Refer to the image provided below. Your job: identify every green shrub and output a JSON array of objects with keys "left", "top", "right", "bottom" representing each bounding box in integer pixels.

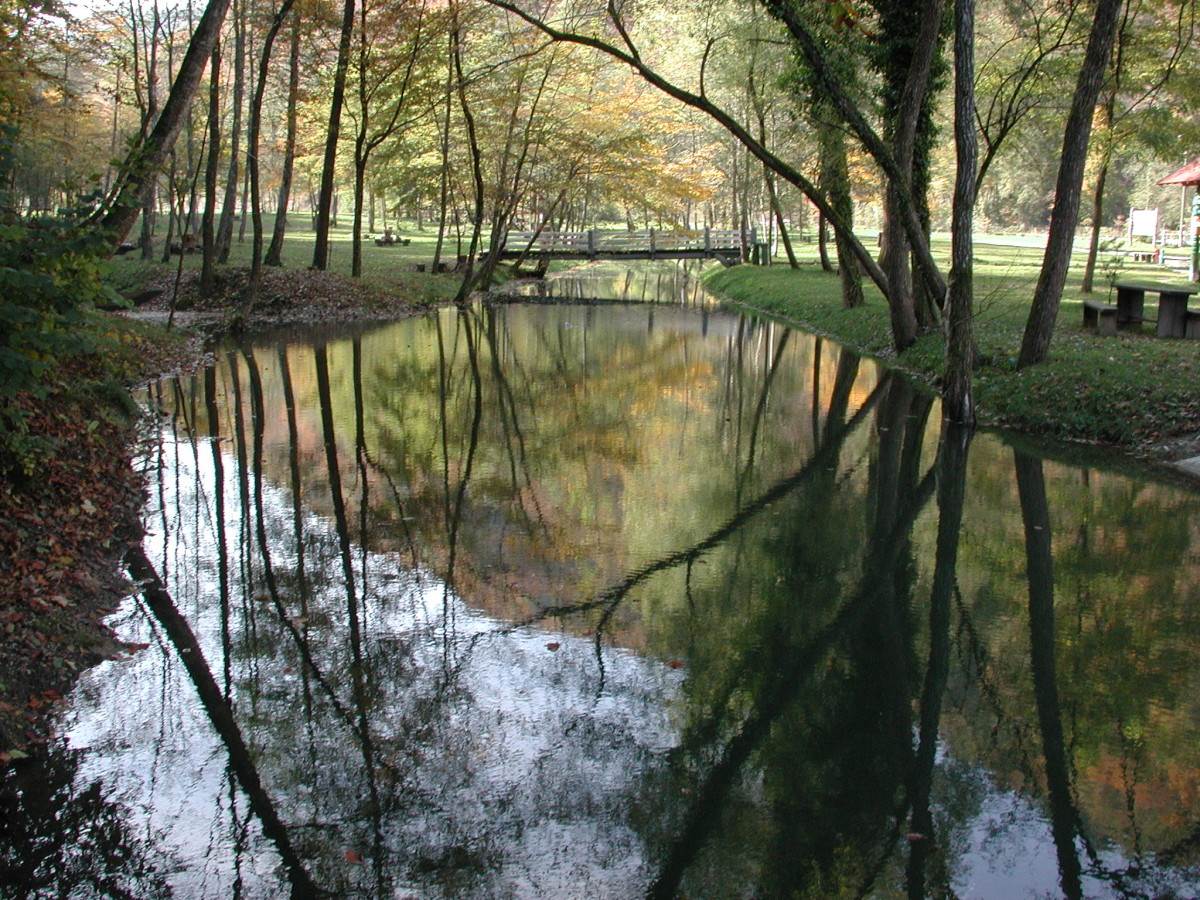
[{"left": 0, "top": 128, "right": 128, "bottom": 474}]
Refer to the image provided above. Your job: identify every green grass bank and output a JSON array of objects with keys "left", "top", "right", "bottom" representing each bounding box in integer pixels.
[
  {"left": 108, "top": 215, "right": 469, "bottom": 311},
  {"left": 704, "top": 236, "right": 1200, "bottom": 456}
]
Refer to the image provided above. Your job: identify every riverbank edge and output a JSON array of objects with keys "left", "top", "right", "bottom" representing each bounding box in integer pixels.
[
  {"left": 702, "top": 266, "right": 1200, "bottom": 473},
  {"left": 0, "top": 272, "right": 447, "bottom": 761},
  {"left": 0, "top": 318, "right": 210, "bottom": 759}
]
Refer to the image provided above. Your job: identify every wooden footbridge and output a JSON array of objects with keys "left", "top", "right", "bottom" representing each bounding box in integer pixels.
[{"left": 495, "top": 228, "right": 755, "bottom": 265}]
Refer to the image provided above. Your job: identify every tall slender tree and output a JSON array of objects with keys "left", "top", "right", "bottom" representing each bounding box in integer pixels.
[
  {"left": 200, "top": 36, "right": 221, "bottom": 293},
  {"left": 1018, "top": 0, "right": 1124, "bottom": 367},
  {"left": 215, "top": 0, "right": 246, "bottom": 262},
  {"left": 264, "top": 14, "right": 300, "bottom": 266},
  {"left": 945, "top": 0, "right": 976, "bottom": 424},
  {"left": 311, "top": 0, "right": 357, "bottom": 269},
  {"left": 240, "top": 0, "right": 296, "bottom": 318}
]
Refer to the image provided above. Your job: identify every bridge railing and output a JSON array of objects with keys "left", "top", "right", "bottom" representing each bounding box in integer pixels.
[{"left": 502, "top": 228, "right": 747, "bottom": 255}]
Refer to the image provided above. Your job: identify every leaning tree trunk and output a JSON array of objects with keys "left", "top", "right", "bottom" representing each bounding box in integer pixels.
[
  {"left": 265, "top": 17, "right": 299, "bottom": 267},
  {"left": 99, "top": 0, "right": 233, "bottom": 250},
  {"left": 944, "top": 0, "right": 977, "bottom": 425},
  {"left": 1018, "top": 0, "right": 1123, "bottom": 368},
  {"left": 311, "top": 0, "right": 356, "bottom": 270}
]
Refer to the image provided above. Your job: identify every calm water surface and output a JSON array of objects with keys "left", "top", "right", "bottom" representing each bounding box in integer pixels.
[{"left": 3, "top": 263, "right": 1200, "bottom": 898}]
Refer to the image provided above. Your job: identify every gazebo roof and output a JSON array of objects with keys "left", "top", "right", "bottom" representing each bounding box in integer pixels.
[{"left": 1158, "top": 158, "right": 1200, "bottom": 187}]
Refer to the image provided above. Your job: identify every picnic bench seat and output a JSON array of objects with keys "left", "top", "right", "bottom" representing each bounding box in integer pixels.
[
  {"left": 1082, "top": 299, "right": 1118, "bottom": 336},
  {"left": 1109, "top": 248, "right": 1157, "bottom": 263},
  {"left": 374, "top": 235, "right": 411, "bottom": 247}
]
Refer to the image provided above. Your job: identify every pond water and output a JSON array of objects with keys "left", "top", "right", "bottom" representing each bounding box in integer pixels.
[{"left": 3, "top": 262, "right": 1200, "bottom": 898}]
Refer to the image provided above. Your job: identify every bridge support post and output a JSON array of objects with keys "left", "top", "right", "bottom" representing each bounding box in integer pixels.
[
  {"left": 587, "top": 229, "right": 597, "bottom": 258},
  {"left": 649, "top": 228, "right": 656, "bottom": 259},
  {"left": 704, "top": 226, "right": 711, "bottom": 256}
]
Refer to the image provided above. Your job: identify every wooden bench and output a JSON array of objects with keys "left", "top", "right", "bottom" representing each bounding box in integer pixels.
[
  {"left": 374, "top": 235, "right": 411, "bottom": 247},
  {"left": 1110, "top": 248, "right": 1157, "bottom": 263},
  {"left": 1082, "top": 299, "right": 1118, "bottom": 336},
  {"left": 1114, "top": 281, "right": 1199, "bottom": 338}
]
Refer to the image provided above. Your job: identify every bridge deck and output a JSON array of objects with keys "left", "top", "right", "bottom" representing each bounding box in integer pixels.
[{"left": 495, "top": 228, "right": 751, "bottom": 263}]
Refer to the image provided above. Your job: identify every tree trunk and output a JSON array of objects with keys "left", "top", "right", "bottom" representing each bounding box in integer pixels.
[
  {"left": 944, "top": 0, "right": 976, "bottom": 425},
  {"left": 1018, "top": 0, "right": 1123, "bottom": 367},
  {"left": 106, "top": 67, "right": 121, "bottom": 195},
  {"left": 139, "top": 2, "right": 160, "bottom": 260},
  {"left": 817, "top": 117, "right": 863, "bottom": 309},
  {"left": 100, "top": 0, "right": 232, "bottom": 250},
  {"left": 817, "top": 210, "right": 833, "bottom": 272},
  {"left": 431, "top": 30, "right": 453, "bottom": 271},
  {"left": 237, "top": 19, "right": 255, "bottom": 245},
  {"left": 452, "top": 20, "right": 484, "bottom": 304},
  {"left": 1079, "top": 158, "right": 1109, "bottom": 294},
  {"left": 879, "top": 0, "right": 946, "bottom": 346},
  {"left": 184, "top": 0, "right": 199, "bottom": 236},
  {"left": 215, "top": 0, "right": 246, "bottom": 262},
  {"left": 265, "top": 16, "right": 299, "bottom": 267},
  {"left": 199, "top": 37, "right": 222, "bottom": 293},
  {"left": 241, "top": 0, "right": 296, "bottom": 320},
  {"left": 352, "top": 156, "right": 366, "bottom": 278},
  {"left": 767, "top": 183, "right": 797, "bottom": 269},
  {"left": 312, "top": 0, "right": 356, "bottom": 270},
  {"left": 160, "top": 21, "right": 179, "bottom": 264},
  {"left": 160, "top": 166, "right": 176, "bottom": 262},
  {"left": 749, "top": 73, "right": 798, "bottom": 270}
]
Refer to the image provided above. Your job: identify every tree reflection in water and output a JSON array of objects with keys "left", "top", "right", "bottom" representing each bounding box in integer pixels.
[{"left": 4, "top": 296, "right": 1200, "bottom": 898}]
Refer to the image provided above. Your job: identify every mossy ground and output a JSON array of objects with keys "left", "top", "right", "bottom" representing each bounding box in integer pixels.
[{"left": 704, "top": 235, "right": 1200, "bottom": 453}]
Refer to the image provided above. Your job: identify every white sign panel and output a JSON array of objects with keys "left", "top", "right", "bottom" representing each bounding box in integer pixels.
[{"left": 1128, "top": 207, "right": 1159, "bottom": 240}]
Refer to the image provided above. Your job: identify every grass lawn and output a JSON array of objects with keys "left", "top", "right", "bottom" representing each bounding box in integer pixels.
[{"left": 705, "top": 233, "right": 1200, "bottom": 451}]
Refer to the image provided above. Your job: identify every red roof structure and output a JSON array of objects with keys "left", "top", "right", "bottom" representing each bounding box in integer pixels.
[{"left": 1158, "top": 158, "right": 1200, "bottom": 187}]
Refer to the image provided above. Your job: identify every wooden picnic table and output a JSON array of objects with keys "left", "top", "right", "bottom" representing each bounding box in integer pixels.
[{"left": 1114, "top": 281, "right": 1199, "bottom": 338}]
